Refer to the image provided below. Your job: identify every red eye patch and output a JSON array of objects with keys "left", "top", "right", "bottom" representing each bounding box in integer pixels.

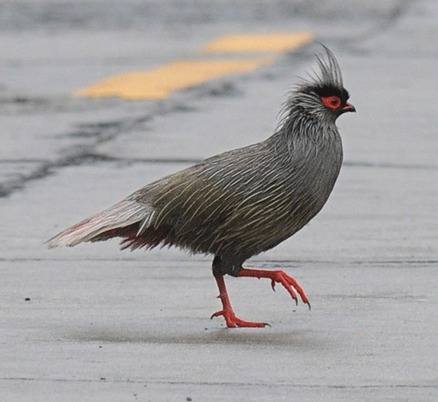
[{"left": 321, "top": 95, "right": 341, "bottom": 110}]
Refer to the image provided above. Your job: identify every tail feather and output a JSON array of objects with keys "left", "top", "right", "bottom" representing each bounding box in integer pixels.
[{"left": 47, "top": 199, "right": 153, "bottom": 248}]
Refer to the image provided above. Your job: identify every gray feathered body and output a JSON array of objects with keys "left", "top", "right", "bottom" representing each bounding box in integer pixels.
[
  {"left": 48, "top": 112, "right": 342, "bottom": 266},
  {"left": 130, "top": 118, "right": 341, "bottom": 259},
  {"left": 48, "top": 47, "right": 349, "bottom": 274}
]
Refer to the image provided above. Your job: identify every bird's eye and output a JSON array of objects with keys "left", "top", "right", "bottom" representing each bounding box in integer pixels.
[{"left": 321, "top": 96, "right": 341, "bottom": 110}]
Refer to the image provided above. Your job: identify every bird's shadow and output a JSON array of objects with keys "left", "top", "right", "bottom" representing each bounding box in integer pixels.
[{"left": 65, "top": 322, "right": 326, "bottom": 349}]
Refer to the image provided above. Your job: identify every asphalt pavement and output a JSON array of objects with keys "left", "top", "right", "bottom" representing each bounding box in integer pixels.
[{"left": 0, "top": 0, "right": 437, "bottom": 401}]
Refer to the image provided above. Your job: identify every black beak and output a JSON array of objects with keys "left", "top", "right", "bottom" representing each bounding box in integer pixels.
[{"left": 342, "top": 102, "right": 356, "bottom": 113}]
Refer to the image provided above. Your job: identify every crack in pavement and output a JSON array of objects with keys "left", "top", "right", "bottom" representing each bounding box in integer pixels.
[{"left": 0, "top": 100, "right": 199, "bottom": 197}]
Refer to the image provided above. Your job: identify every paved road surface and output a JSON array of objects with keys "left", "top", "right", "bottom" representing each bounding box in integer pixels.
[{"left": 0, "top": 0, "right": 437, "bottom": 401}]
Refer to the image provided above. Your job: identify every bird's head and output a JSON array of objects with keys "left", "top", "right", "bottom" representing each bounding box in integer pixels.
[{"left": 292, "top": 46, "right": 355, "bottom": 122}]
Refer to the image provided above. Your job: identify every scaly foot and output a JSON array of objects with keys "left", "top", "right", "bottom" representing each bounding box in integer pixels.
[
  {"left": 212, "top": 274, "right": 269, "bottom": 328},
  {"left": 238, "top": 268, "right": 311, "bottom": 309},
  {"left": 210, "top": 308, "right": 269, "bottom": 328}
]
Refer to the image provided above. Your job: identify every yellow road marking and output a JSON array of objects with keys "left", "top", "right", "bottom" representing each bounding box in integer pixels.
[
  {"left": 76, "top": 32, "right": 313, "bottom": 100},
  {"left": 76, "top": 58, "right": 272, "bottom": 100},
  {"left": 204, "top": 32, "right": 314, "bottom": 53}
]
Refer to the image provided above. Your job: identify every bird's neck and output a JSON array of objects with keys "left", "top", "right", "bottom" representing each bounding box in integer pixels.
[{"left": 279, "top": 105, "right": 339, "bottom": 148}]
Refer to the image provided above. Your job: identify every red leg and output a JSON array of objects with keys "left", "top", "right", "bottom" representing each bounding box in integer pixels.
[
  {"left": 238, "top": 268, "right": 311, "bottom": 309},
  {"left": 211, "top": 274, "right": 269, "bottom": 328}
]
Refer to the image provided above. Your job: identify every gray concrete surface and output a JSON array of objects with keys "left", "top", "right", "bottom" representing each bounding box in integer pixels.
[{"left": 1, "top": 0, "right": 437, "bottom": 401}]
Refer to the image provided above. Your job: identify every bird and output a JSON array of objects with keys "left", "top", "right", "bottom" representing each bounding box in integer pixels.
[{"left": 47, "top": 46, "right": 355, "bottom": 328}]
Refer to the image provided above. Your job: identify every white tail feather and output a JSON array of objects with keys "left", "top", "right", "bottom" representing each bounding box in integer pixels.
[{"left": 47, "top": 199, "right": 153, "bottom": 248}]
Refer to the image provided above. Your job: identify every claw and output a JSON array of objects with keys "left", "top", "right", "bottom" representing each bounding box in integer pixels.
[
  {"left": 284, "top": 284, "right": 298, "bottom": 304},
  {"left": 271, "top": 280, "right": 276, "bottom": 292},
  {"left": 210, "top": 310, "right": 224, "bottom": 319}
]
